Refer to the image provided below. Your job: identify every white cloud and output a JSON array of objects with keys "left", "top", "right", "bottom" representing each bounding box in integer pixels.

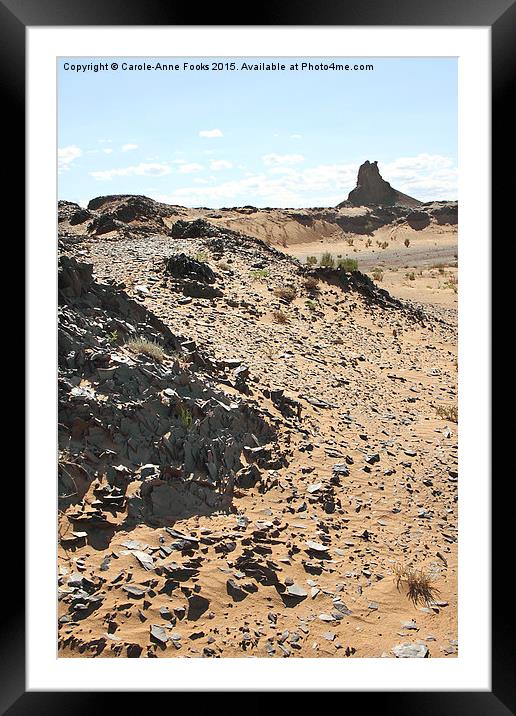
[
  {"left": 382, "top": 154, "right": 458, "bottom": 199},
  {"left": 102, "top": 148, "right": 113, "bottom": 154},
  {"left": 151, "top": 153, "right": 456, "bottom": 208},
  {"left": 178, "top": 162, "right": 203, "bottom": 174},
  {"left": 199, "top": 128, "right": 223, "bottom": 138},
  {"left": 262, "top": 153, "right": 305, "bottom": 166},
  {"left": 90, "top": 162, "right": 171, "bottom": 181},
  {"left": 121, "top": 143, "right": 139, "bottom": 152},
  {"left": 210, "top": 159, "right": 233, "bottom": 171},
  {"left": 58, "top": 145, "right": 82, "bottom": 172},
  {"left": 289, "top": 134, "right": 303, "bottom": 140}
]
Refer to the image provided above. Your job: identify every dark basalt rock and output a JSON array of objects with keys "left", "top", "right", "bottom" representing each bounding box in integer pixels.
[
  {"left": 187, "top": 594, "right": 210, "bottom": 620},
  {"left": 109, "top": 196, "right": 166, "bottom": 223},
  {"left": 428, "top": 202, "right": 458, "bottom": 225},
  {"left": 70, "top": 209, "right": 92, "bottom": 226},
  {"left": 165, "top": 253, "right": 216, "bottom": 284},
  {"left": 164, "top": 252, "right": 223, "bottom": 298},
  {"left": 58, "top": 200, "right": 82, "bottom": 223},
  {"left": 263, "top": 388, "right": 302, "bottom": 420},
  {"left": 87, "top": 194, "right": 176, "bottom": 216},
  {"left": 58, "top": 255, "right": 280, "bottom": 528},
  {"left": 235, "top": 464, "right": 261, "bottom": 489},
  {"left": 170, "top": 218, "right": 220, "bottom": 239},
  {"left": 88, "top": 214, "right": 122, "bottom": 236},
  {"left": 406, "top": 210, "right": 431, "bottom": 231}
]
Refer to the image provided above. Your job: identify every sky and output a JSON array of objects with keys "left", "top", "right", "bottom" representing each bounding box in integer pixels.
[{"left": 58, "top": 57, "right": 457, "bottom": 208}]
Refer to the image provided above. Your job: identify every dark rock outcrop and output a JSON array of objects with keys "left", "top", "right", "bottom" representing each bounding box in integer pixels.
[
  {"left": 406, "top": 210, "right": 431, "bottom": 231},
  {"left": 70, "top": 209, "right": 92, "bottom": 226},
  {"left": 58, "top": 255, "right": 279, "bottom": 519},
  {"left": 425, "top": 201, "right": 458, "bottom": 225},
  {"left": 339, "top": 160, "right": 422, "bottom": 208},
  {"left": 164, "top": 253, "right": 222, "bottom": 299},
  {"left": 88, "top": 214, "right": 122, "bottom": 236},
  {"left": 170, "top": 218, "right": 220, "bottom": 239},
  {"left": 58, "top": 200, "right": 82, "bottom": 223},
  {"left": 165, "top": 253, "right": 217, "bottom": 284},
  {"left": 87, "top": 194, "right": 178, "bottom": 218}
]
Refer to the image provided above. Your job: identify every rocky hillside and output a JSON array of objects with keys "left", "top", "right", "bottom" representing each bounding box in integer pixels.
[
  {"left": 59, "top": 190, "right": 457, "bottom": 251},
  {"left": 58, "top": 207, "right": 458, "bottom": 659}
]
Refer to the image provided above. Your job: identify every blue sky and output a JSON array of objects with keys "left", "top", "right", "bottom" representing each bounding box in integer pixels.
[{"left": 58, "top": 57, "right": 457, "bottom": 208}]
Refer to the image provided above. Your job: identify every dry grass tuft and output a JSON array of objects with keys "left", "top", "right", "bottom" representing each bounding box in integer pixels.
[
  {"left": 272, "top": 310, "right": 288, "bottom": 324},
  {"left": 435, "top": 404, "right": 458, "bottom": 423},
  {"left": 303, "top": 276, "right": 320, "bottom": 293},
  {"left": 125, "top": 337, "right": 165, "bottom": 362},
  {"left": 274, "top": 286, "right": 297, "bottom": 302},
  {"left": 394, "top": 564, "right": 440, "bottom": 606}
]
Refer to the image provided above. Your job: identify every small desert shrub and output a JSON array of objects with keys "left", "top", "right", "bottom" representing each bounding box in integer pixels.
[
  {"left": 443, "top": 276, "right": 458, "bottom": 292},
  {"left": 218, "top": 261, "right": 231, "bottom": 271},
  {"left": 394, "top": 564, "right": 439, "bottom": 606},
  {"left": 362, "top": 220, "right": 377, "bottom": 233},
  {"left": 274, "top": 286, "right": 297, "bottom": 302},
  {"left": 407, "top": 272, "right": 415, "bottom": 281},
  {"left": 319, "top": 252, "right": 335, "bottom": 268},
  {"left": 372, "top": 269, "right": 383, "bottom": 282},
  {"left": 346, "top": 238, "right": 354, "bottom": 246},
  {"left": 381, "top": 241, "right": 389, "bottom": 249},
  {"left": 108, "top": 329, "right": 119, "bottom": 344},
  {"left": 404, "top": 238, "right": 410, "bottom": 248},
  {"left": 272, "top": 310, "right": 288, "bottom": 324},
  {"left": 125, "top": 337, "right": 165, "bottom": 362},
  {"left": 261, "top": 345, "right": 276, "bottom": 360},
  {"left": 366, "top": 238, "right": 372, "bottom": 247},
  {"left": 337, "top": 258, "right": 358, "bottom": 271},
  {"left": 194, "top": 251, "right": 209, "bottom": 262},
  {"left": 178, "top": 405, "right": 193, "bottom": 430},
  {"left": 305, "top": 299, "right": 318, "bottom": 311},
  {"left": 250, "top": 269, "right": 270, "bottom": 280},
  {"left": 303, "top": 276, "right": 320, "bottom": 292},
  {"left": 306, "top": 256, "right": 318, "bottom": 266},
  {"left": 435, "top": 404, "right": 458, "bottom": 423}
]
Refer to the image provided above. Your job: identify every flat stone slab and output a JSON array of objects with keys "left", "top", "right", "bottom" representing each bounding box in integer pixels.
[{"left": 392, "top": 643, "right": 429, "bottom": 658}]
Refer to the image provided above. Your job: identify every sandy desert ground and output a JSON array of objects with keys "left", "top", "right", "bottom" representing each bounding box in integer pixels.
[
  {"left": 57, "top": 195, "right": 458, "bottom": 659},
  {"left": 283, "top": 224, "right": 458, "bottom": 309}
]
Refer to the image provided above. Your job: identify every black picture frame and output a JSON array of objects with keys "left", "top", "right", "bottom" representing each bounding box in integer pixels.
[{"left": 5, "top": 0, "right": 507, "bottom": 710}]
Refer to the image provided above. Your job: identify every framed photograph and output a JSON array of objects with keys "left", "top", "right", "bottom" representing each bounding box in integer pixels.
[{"left": 6, "top": 0, "right": 506, "bottom": 708}]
